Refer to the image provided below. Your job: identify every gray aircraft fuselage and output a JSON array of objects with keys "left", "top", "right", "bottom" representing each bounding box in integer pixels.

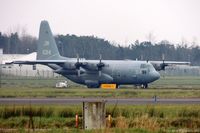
[{"left": 49, "top": 59, "right": 160, "bottom": 88}]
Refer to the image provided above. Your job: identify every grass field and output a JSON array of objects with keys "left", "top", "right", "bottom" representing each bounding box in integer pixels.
[
  {"left": 0, "top": 76, "right": 200, "bottom": 98},
  {"left": 2, "top": 76, "right": 200, "bottom": 88},
  {"left": 1, "top": 76, "right": 200, "bottom": 132},
  {"left": 151, "top": 76, "right": 200, "bottom": 88},
  {"left": 0, "top": 104, "right": 200, "bottom": 132},
  {"left": 0, "top": 87, "right": 200, "bottom": 98}
]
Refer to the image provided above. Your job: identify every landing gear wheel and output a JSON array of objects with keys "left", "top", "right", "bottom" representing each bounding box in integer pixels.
[
  {"left": 141, "top": 84, "right": 148, "bottom": 89},
  {"left": 116, "top": 84, "right": 119, "bottom": 89},
  {"left": 143, "top": 84, "right": 148, "bottom": 89},
  {"left": 87, "top": 84, "right": 100, "bottom": 88}
]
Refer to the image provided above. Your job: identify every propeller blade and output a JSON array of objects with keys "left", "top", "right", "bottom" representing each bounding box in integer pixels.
[
  {"left": 162, "top": 54, "right": 165, "bottom": 62},
  {"left": 78, "top": 69, "right": 80, "bottom": 77},
  {"left": 99, "top": 70, "right": 102, "bottom": 77},
  {"left": 77, "top": 54, "right": 79, "bottom": 63},
  {"left": 162, "top": 53, "right": 165, "bottom": 70},
  {"left": 99, "top": 54, "right": 102, "bottom": 63},
  {"left": 75, "top": 54, "right": 82, "bottom": 76},
  {"left": 97, "top": 54, "right": 104, "bottom": 76}
]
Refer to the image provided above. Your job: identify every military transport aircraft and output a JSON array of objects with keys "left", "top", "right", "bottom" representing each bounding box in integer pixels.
[{"left": 7, "top": 21, "right": 190, "bottom": 88}]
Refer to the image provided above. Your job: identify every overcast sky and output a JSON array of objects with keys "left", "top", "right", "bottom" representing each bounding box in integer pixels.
[{"left": 0, "top": 0, "right": 200, "bottom": 46}]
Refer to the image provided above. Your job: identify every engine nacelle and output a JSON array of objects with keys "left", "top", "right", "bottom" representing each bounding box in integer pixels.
[
  {"left": 63, "top": 62, "right": 76, "bottom": 70},
  {"left": 54, "top": 69, "right": 84, "bottom": 75},
  {"left": 83, "top": 63, "right": 98, "bottom": 71}
]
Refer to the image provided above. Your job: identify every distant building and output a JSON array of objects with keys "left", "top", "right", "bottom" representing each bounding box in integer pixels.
[{"left": 1, "top": 52, "right": 59, "bottom": 77}]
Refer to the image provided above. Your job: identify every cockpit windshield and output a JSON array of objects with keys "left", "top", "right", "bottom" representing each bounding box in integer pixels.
[
  {"left": 140, "top": 63, "right": 154, "bottom": 70},
  {"left": 140, "top": 64, "right": 148, "bottom": 68}
]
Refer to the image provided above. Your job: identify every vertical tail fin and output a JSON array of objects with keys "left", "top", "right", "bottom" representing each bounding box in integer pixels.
[{"left": 37, "top": 20, "right": 61, "bottom": 60}]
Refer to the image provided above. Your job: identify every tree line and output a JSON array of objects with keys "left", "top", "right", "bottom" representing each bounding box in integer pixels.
[{"left": 0, "top": 32, "right": 200, "bottom": 65}]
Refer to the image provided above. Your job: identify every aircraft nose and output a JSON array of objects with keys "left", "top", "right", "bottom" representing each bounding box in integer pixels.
[{"left": 152, "top": 71, "right": 160, "bottom": 81}]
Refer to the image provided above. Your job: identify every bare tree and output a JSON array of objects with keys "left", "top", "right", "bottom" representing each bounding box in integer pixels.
[{"left": 146, "top": 31, "right": 156, "bottom": 44}]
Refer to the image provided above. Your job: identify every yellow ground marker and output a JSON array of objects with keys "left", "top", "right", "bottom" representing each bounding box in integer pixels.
[{"left": 101, "top": 84, "right": 117, "bottom": 89}]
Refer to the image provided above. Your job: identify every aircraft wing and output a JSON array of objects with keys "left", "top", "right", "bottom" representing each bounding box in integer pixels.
[
  {"left": 150, "top": 61, "right": 190, "bottom": 65},
  {"left": 5, "top": 60, "right": 67, "bottom": 65},
  {"left": 149, "top": 61, "right": 190, "bottom": 71},
  {"left": 5, "top": 60, "right": 97, "bottom": 71}
]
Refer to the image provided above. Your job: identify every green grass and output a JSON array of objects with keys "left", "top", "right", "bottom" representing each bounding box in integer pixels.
[
  {"left": 1, "top": 75, "right": 80, "bottom": 88},
  {"left": 151, "top": 76, "right": 200, "bottom": 88},
  {"left": 0, "top": 105, "right": 200, "bottom": 132},
  {"left": 1, "top": 76, "right": 200, "bottom": 98},
  {"left": 2, "top": 75, "right": 200, "bottom": 88},
  {"left": 0, "top": 128, "right": 156, "bottom": 133},
  {"left": 0, "top": 87, "right": 200, "bottom": 98},
  {"left": 1, "top": 76, "right": 200, "bottom": 132}
]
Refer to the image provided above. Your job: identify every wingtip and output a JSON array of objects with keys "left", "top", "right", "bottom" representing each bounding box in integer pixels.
[{"left": 5, "top": 62, "right": 13, "bottom": 65}]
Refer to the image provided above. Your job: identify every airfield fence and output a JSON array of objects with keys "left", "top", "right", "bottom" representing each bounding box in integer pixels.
[
  {"left": 0, "top": 69, "right": 77, "bottom": 88},
  {"left": 161, "top": 66, "right": 200, "bottom": 76}
]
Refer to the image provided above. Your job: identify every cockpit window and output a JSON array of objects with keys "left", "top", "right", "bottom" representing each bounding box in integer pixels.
[
  {"left": 142, "top": 70, "right": 147, "bottom": 74},
  {"left": 140, "top": 63, "right": 155, "bottom": 71},
  {"left": 140, "top": 64, "right": 148, "bottom": 68},
  {"left": 147, "top": 64, "right": 155, "bottom": 70}
]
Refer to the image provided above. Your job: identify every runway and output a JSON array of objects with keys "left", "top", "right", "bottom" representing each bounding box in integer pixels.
[{"left": 0, "top": 98, "right": 200, "bottom": 105}]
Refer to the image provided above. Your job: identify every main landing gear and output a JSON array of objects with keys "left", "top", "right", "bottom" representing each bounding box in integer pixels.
[{"left": 141, "top": 84, "right": 148, "bottom": 89}]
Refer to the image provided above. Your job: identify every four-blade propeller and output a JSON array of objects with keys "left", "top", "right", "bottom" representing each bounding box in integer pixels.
[
  {"left": 96, "top": 54, "right": 105, "bottom": 76},
  {"left": 75, "top": 54, "right": 82, "bottom": 77}
]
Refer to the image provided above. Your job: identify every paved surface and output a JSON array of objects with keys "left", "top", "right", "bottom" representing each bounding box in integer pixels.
[{"left": 0, "top": 98, "right": 200, "bottom": 105}]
